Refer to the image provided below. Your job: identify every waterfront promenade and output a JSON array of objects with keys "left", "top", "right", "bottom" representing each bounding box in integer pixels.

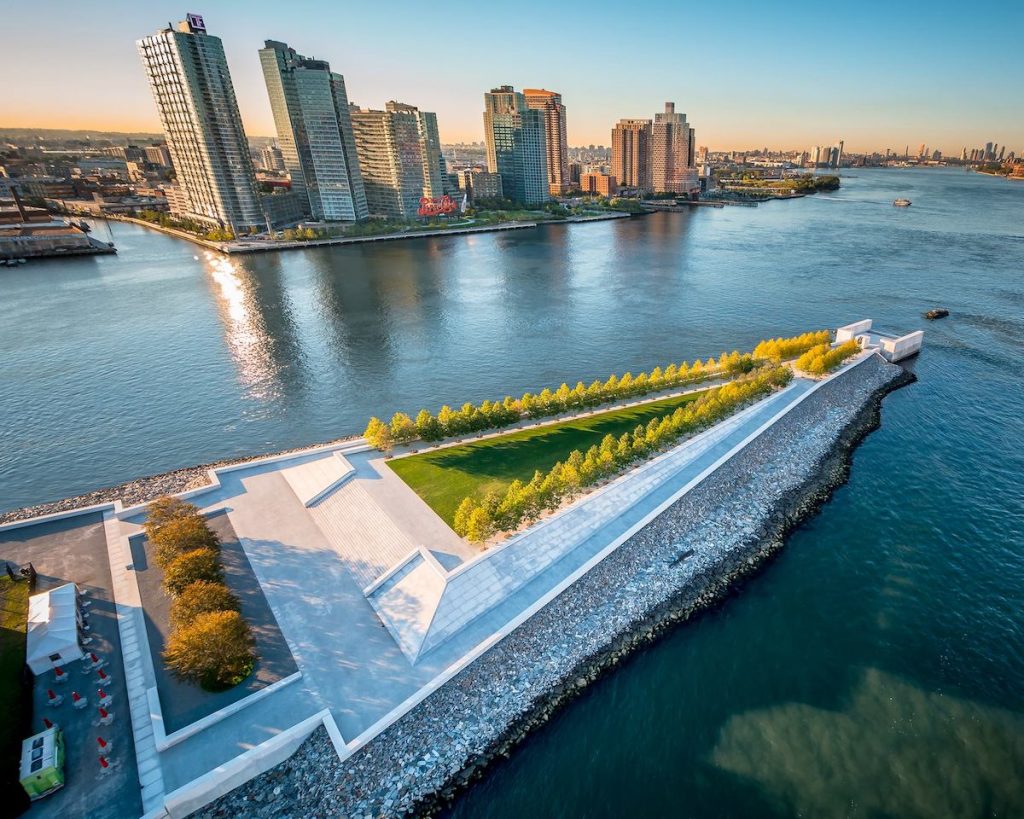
[
  {"left": 0, "top": 336, "right": 890, "bottom": 817},
  {"left": 97, "top": 210, "right": 630, "bottom": 256}
]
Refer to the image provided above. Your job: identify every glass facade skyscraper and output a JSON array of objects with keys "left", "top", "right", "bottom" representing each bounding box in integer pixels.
[
  {"left": 137, "top": 14, "right": 263, "bottom": 231},
  {"left": 259, "top": 40, "right": 368, "bottom": 222},
  {"left": 483, "top": 86, "right": 549, "bottom": 206},
  {"left": 523, "top": 89, "right": 569, "bottom": 196}
]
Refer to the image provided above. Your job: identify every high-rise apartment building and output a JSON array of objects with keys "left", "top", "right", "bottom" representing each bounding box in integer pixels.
[
  {"left": 385, "top": 102, "right": 447, "bottom": 199},
  {"left": 611, "top": 119, "right": 652, "bottom": 190},
  {"left": 650, "top": 103, "right": 697, "bottom": 197},
  {"left": 137, "top": 13, "right": 263, "bottom": 231},
  {"left": 351, "top": 102, "right": 440, "bottom": 219},
  {"left": 258, "top": 144, "right": 286, "bottom": 173},
  {"left": 523, "top": 89, "right": 569, "bottom": 195},
  {"left": 259, "top": 40, "right": 367, "bottom": 222},
  {"left": 483, "top": 86, "right": 549, "bottom": 206},
  {"left": 832, "top": 139, "right": 844, "bottom": 169}
]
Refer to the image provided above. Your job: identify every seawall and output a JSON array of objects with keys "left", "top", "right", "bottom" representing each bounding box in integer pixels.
[{"left": 194, "top": 353, "right": 914, "bottom": 818}]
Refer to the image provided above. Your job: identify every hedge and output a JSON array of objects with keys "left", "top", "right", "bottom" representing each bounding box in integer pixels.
[
  {"left": 169, "top": 581, "right": 240, "bottom": 630},
  {"left": 163, "top": 610, "right": 256, "bottom": 691},
  {"left": 145, "top": 496, "right": 257, "bottom": 690},
  {"left": 162, "top": 548, "right": 222, "bottom": 596}
]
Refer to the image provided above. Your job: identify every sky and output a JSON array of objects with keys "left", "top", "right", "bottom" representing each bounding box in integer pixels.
[{"left": 1, "top": 0, "right": 1021, "bottom": 154}]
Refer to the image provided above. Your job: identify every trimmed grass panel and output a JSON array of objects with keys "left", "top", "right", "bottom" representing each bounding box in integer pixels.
[{"left": 389, "top": 388, "right": 710, "bottom": 525}]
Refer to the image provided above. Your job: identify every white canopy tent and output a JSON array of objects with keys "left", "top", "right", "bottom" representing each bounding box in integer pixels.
[{"left": 26, "top": 583, "right": 84, "bottom": 675}]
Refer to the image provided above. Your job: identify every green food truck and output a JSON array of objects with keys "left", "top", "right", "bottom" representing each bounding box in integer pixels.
[{"left": 19, "top": 727, "right": 65, "bottom": 801}]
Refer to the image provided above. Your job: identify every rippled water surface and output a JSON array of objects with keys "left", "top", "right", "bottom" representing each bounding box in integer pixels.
[{"left": 2, "top": 169, "right": 1023, "bottom": 817}]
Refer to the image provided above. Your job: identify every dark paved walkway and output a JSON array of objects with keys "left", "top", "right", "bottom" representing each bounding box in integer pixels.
[{"left": 0, "top": 512, "right": 142, "bottom": 819}]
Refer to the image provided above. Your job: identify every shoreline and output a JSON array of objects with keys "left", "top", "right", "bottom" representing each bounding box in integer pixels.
[
  {"left": 95, "top": 210, "right": 632, "bottom": 256},
  {"left": 0, "top": 435, "right": 362, "bottom": 525},
  {"left": 195, "top": 354, "right": 914, "bottom": 818}
]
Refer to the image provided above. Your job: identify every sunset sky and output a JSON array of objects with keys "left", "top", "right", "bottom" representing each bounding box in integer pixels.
[{"left": 2, "top": 0, "right": 1021, "bottom": 154}]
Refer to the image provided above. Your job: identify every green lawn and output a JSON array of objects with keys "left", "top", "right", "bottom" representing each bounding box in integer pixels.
[
  {"left": 0, "top": 576, "right": 30, "bottom": 797},
  {"left": 388, "top": 388, "right": 711, "bottom": 526}
]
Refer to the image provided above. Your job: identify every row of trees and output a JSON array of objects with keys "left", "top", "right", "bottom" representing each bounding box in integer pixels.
[
  {"left": 278, "top": 227, "right": 325, "bottom": 242},
  {"left": 135, "top": 209, "right": 236, "bottom": 242},
  {"left": 452, "top": 367, "right": 794, "bottom": 542},
  {"left": 145, "top": 497, "right": 256, "bottom": 691},
  {"left": 364, "top": 349, "right": 769, "bottom": 451},
  {"left": 795, "top": 340, "right": 861, "bottom": 375},
  {"left": 752, "top": 330, "right": 832, "bottom": 362}
]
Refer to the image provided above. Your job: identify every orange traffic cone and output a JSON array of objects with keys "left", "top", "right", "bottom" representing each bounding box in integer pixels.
[
  {"left": 97, "top": 687, "right": 112, "bottom": 706},
  {"left": 98, "top": 706, "right": 113, "bottom": 726},
  {"left": 53, "top": 666, "right": 68, "bottom": 683},
  {"left": 47, "top": 689, "right": 64, "bottom": 707},
  {"left": 97, "top": 736, "right": 112, "bottom": 753},
  {"left": 98, "top": 756, "right": 112, "bottom": 776},
  {"left": 72, "top": 691, "right": 88, "bottom": 709}
]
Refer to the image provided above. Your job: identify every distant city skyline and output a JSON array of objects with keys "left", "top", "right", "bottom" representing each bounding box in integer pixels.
[{"left": 0, "top": 0, "right": 1021, "bottom": 155}]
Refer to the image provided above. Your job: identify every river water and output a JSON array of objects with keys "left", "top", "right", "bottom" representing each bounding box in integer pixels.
[{"left": 2, "top": 169, "right": 1023, "bottom": 817}]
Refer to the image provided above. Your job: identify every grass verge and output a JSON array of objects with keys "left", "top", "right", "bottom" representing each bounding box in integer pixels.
[
  {"left": 0, "top": 576, "right": 31, "bottom": 802},
  {"left": 389, "top": 387, "right": 711, "bottom": 525}
]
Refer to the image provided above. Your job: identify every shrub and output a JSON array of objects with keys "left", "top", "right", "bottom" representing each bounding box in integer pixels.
[
  {"left": 169, "top": 581, "right": 239, "bottom": 630},
  {"left": 151, "top": 514, "right": 220, "bottom": 569},
  {"left": 163, "top": 610, "right": 256, "bottom": 690},
  {"left": 145, "top": 496, "right": 199, "bottom": 539},
  {"left": 163, "top": 548, "right": 222, "bottom": 596}
]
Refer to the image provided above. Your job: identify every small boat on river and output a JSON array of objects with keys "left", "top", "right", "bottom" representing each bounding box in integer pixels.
[{"left": 893, "top": 198, "right": 912, "bottom": 207}]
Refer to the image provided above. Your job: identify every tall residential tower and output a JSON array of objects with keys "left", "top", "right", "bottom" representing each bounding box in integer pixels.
[
  {"left": 351, "top": 101, "right": 445, "bottom": 219},
  {"left": 523, "top": 89, "right": 569, "bottom": 196},
  {"left": 611, "top": 119, "right": 652, "bottom": 191},
  {"left": 136, "top": 13, "right": 263, "bottom": 232},
  {"left": 259, "top": 40, "right": 368, "bottom": 222},
  {"left": 650, "top": 102, "right": 697, "bottom": 197},
  {"left": 483, "top": 86, "right": 549, "bottom": 206}
]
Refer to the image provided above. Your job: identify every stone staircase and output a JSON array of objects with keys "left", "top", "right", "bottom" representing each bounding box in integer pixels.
[{"left": 308, "top": 480, "right": 419, "bottom": 591}]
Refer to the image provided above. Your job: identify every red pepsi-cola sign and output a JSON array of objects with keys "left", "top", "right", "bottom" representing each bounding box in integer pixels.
[{"left": 418, "top": 195, "right": 458, "bottom": 217}]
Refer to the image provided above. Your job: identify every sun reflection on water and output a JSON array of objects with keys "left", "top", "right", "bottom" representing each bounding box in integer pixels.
[{"left": 203, "top": 251, "right": 285, "bottom": 403}]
